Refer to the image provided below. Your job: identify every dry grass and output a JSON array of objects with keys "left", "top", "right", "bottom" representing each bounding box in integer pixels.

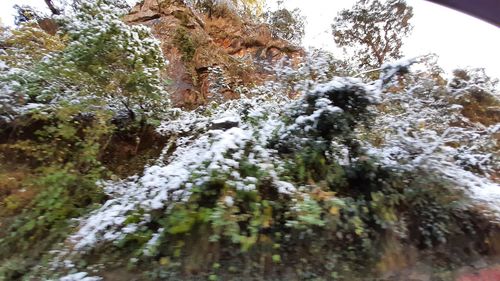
[
  {"left": 458, "top": 93, "right": 500, "bottom": 126},
  {"left": 0, "top": 165, "right": 38, "bottom": 217}
]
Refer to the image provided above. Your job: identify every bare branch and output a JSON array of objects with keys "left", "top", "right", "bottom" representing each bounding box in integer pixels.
[{"left": 44, "top": 0, "right": 61, "bottom": 15}]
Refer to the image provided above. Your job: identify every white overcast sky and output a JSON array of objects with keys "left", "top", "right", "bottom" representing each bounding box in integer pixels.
[{"left": 1, "top": 0, "right": 499, "bottom": 78}]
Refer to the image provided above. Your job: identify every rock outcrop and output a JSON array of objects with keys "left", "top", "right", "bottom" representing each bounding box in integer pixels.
[{"left": 125, "top": 0, "right": 303, "bottom": 108}]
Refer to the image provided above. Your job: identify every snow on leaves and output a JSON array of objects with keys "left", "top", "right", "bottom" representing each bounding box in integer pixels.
[
  {"left": 0, "top": 0, "right": 167, "bottom": 122},
  {"left": 69, "top": 55, "right": 500, "bottom": 253},
  {"left": 71, "top": 93, "right": 291, "bottom": 249}
]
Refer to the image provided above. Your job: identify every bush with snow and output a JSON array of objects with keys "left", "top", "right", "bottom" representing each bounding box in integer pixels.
[{"left": 54, "top": 57, "right": 499, "bottom": 279}]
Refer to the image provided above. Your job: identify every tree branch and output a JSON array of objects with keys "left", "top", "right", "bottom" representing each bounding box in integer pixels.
[{"left": 44, "top": 0, "right": 61, "bottom": 15}]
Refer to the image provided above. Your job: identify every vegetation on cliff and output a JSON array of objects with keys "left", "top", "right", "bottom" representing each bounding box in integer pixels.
[{"left": 0, "top": 0, "right": 499, "bottom": 280}]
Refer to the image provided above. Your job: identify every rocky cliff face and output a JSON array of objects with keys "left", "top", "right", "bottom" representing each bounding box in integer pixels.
[{"left": 125, "top": 0, "right": 303, "bottom": 108}]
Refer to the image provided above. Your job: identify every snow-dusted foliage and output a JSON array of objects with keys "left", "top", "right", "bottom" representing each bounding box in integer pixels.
[
  {"left": 51, "top": 46, "right": 499, "bottom": 264},
  {"left": 0, "top": 0, "right": 167, "bottom": 122},
  {"left": 367, "top": 58, "right": 500, "bottom": 215},
  {"left": 280, "top": 77, "right": 379, "bottom": 157},
  {"left": 68, "top": 74, "right": 382, "bottom": 251},
  {"left": 0, "top": 3, "right": 169, "bottom": 279},
  {"left": 264, "top": 48, "right": 354, "bottom": 97},
  {"left": 71, "top": 91, "right": 291, "bottom": 249},
  {"left": 3, "top": 3, "right": 498, "bottom": 272},
  {"left": 0, "top": 25, "right": 62, "bottom": 121},
  {"left": 264, "top": 7, "right": 305, "bottom": 45},
  {"left": 64, "top": 50, "right": 500, "bottom": 261},
  {"left": 206, "top": 65, "right": 231, "bottom": 103},
  {"left": 52, "top": 0, "right": 167, "bottom": 118},
  {"left": 0, "top": 67, "right": 37, "bottom": 121},
  {"left": 449, "top": 67, "right": 498, "bottom": 95}
]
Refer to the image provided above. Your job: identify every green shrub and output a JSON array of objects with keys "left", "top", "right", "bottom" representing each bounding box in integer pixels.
[{"left": 173, "top": 27, "right": 197, "bottom": 62}]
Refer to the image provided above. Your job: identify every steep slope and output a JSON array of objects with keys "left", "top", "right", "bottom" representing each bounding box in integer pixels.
[
  {"left": 1, "top": 1, "right": 500, "bottom": 280},
  {"left": 125, "top": 0, "right": 303, "bottom": 108},
  {"left": 48, "top": 60, "right": 500, "bottom": 281}
]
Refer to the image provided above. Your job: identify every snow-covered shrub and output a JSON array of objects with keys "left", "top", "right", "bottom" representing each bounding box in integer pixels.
[
  {"left": 0, "top": 1, "right": 169, "bottom": 279},
  {"left": 2, "top": 21, "right": 498, "bottom": 278},
  {"left": 263, "top": 48, "right": 355, "bottom": 98},
  {"left": 279, "top": 77, "right": 378, "bottom": 156},
  {"left": 264, "top": 7, "right": 305, "bottom": 45},
  {"left": 0, "top": 24, "right": 65, "bottom": 122},
  {"left": 55, "top": 60, "right": 499, "bottom": 279},
  {"left": 368, "top": 58, "right": 500, "bottom": 215},
  {"left": 447, "top": 68, "right": 499, "bottom": 126},
  {"left": 206, "top": 65, "right": 230, "bottom": 103},
  {"left": 0, "top": 0, "right": 168, "bottom": 123},
  {"left": 51, "top": 0, "right": 168, "bottom": 120}
]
